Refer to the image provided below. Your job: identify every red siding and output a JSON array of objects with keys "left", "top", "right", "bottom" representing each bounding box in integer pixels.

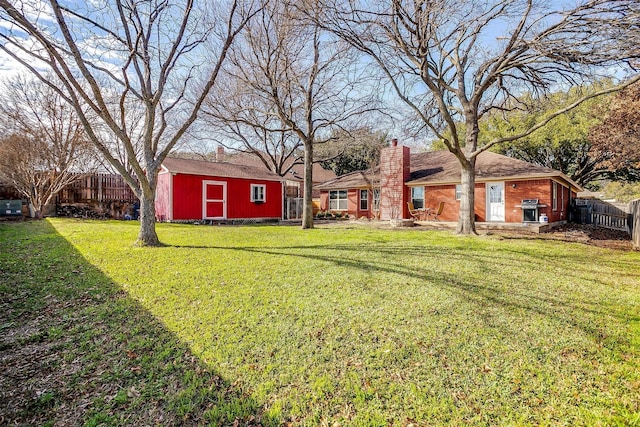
[
  {"left": 169, "top": 173, "right": 282, "bottom": 220},
  {"left": 155, "top": 172, "right": 171, "bottom": 221}
]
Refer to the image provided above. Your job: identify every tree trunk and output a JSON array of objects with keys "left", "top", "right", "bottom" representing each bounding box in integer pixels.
[
  {"left": 29, "top": 202, "right": 43, "bottom": 219},
  {"left": 301, "top": 141, "right": 314, "bottom": 229},
  {"left": 28, "top": 186, "right": 43, "bottom": 219},
  {"left": 456, "top": 158, "right": 477, "bottom": 235},
  {"left": 135, "top": 182, "right": 161, "bottom": 247}
]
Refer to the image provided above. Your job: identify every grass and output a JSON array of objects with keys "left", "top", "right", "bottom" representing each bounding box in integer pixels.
[{"left": 1, "top": 218, "right": 639, "bottom": 426}]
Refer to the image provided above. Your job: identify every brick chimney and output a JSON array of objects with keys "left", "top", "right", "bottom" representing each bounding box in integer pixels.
[
  {"left": 216, "top": 146, "right": 225, "bottom": 162},
  {"left": 379, "top": 139, "right": 410, "bottom": 220}
]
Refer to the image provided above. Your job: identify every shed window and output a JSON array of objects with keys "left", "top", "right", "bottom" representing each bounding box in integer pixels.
[
  {"left": 251, "top": 184, "right": 266, "bottom": 203},
  {"left": 411, "top": 187, "right": 424, "bottom": 209},
  {"left": 329, "top": 190, "right": 348, "bottom": 210},
  {"left": 552, "top": 182, "right": 558, "bottom": 211}
]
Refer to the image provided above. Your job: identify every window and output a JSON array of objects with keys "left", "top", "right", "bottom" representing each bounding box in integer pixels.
[
  {"left": 251, "top": 184, "right": 266, "bottom": 203},
  {"left": 455, "top": 184, "right": 462, "bottom": 201},
  {"left": 372, "top": 188, "right": 380, "bottom": 211},
  {"left": 329, "top": 190, "right": 348, "bottom": 210},
  {"left": 411, "top": 186, "right": 424, "bottom": 209},
  {"left": 552, "top": 181, "right": 558, "bottom": 211},
  {"left": 359, "top": 189, "right": 369, "bottom": 211}
]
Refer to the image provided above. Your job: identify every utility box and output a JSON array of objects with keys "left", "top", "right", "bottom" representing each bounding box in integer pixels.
[{"left": 0, "top": 200, "right": 23, "bottom": 217}]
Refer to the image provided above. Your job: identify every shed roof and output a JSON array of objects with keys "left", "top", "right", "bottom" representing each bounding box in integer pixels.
[{"left": 161, "top": 157, "right": 286, "bottom": 182}]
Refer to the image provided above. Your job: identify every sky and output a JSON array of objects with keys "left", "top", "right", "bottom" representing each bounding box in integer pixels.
[{"left": 1, "top": 0, "right": 635, "bottom": 152}]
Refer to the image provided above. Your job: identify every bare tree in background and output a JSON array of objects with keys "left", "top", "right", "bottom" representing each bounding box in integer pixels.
[
  {"left": 320, "top": 0, "right": 640, "bottom": 234},
  {"left": 217, "top": 0, "right": 379, "bottom": 229},
  {"left": 0, "top": 78, "right": 95, "bottom": 218},
  {"left": 0, "top": 0, "right": 260, "bottom": 245},
  {"left": 202, "top": 75, "right": 304, "bottom": 177}
]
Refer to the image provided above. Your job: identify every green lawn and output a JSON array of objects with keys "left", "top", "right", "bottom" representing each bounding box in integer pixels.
[{"left": 1, "top": 218, "right": 639, "bottom": 426}]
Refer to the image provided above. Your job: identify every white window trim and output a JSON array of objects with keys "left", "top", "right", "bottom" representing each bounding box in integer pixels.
[
  {"left": 329, "top": 190, "right": 348, "bottom": 211},
  {"left": 455, "top": 184, "right": 462, "bottom": 201},
  {"left": 552, "top": 181, "right": 558, "bottom": 211},
  {"left": 411, "top": 186, "right": 425, "bottom": 209},
  {"left": 251, "top": 184, "right": 266, "bottom": 203},
  {"left": 359, "top": 189, "right": 369, "bottom": 211}
]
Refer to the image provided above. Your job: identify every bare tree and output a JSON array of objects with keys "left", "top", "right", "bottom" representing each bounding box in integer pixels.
[
  {"left": 0, "top": 78, "right": 95, "bottom": 218},
  {"left": 0, "top": 0, "right": 260, "bottom": 245},
  {"left": 218, "top": 0, "right": 379, "bottom": 229},
  {"left": 320, "top": 0, "right": 640, "bottom": 234},
  {"left": 201, "top": 75, "right": 305, "bottom": 177}
]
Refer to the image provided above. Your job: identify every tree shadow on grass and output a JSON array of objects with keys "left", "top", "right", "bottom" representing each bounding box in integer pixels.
[
  {"left": 171, "top": 240, "right": 639, "bottom": 346},
  {"left": 0, "top": 221, "right": 268, "bottom": 426}
]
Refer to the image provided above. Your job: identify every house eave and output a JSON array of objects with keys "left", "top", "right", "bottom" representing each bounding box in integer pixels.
[
  {"left": 165, "top": 169, "right": 286, "bottom": 183},
  {"left": 407, "top": 173, "right": 582, "bottom": 192}
]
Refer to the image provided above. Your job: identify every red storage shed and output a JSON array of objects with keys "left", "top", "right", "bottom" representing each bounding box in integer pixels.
[{"left": 156, "top": 157, "right": 285, "bottom": 222}]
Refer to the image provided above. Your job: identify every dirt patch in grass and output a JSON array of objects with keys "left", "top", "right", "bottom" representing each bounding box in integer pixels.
[
  {"left": 494, "top": 223, "right": 634, "bottom": 251},
  {"left": 549, "top": 224, "right": 632, "bottom": 250}
]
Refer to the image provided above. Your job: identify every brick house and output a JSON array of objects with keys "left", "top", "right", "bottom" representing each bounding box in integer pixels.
[{"left": 316, "top": 141, "right": 582, "bottom": 224}]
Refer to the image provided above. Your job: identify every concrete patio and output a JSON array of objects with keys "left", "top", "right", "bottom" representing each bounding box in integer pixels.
[{"left": 413, "top": 220, "right": 564, "bottom": 233}]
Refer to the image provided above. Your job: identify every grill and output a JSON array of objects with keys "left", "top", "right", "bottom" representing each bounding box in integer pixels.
[{"left": 521, "top": 199, "right": 539, "bottom": 222}]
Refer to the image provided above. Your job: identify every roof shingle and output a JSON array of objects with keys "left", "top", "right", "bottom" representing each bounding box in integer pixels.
[
  {"left": 161, "top": 157, "right": 285, "bottom": 182},
  {"left": 314, "top": 150, "right": 582, "bottom": 191}
]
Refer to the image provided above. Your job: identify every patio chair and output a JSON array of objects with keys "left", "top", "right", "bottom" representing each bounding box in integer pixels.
[
  {"left": 426, "top": 201, "right": 445, "bottom": 221},
  {"left": 407, "top": 202, "right": 424, "bottom": 220}
]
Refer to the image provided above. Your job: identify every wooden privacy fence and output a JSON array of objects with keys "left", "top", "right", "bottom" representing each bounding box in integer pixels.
[
  {"left": 58, "top": 173, "right": 137, "bottom": 203},
  {"left": 588, "top": 200, "right": 629, "bottom": 232}
]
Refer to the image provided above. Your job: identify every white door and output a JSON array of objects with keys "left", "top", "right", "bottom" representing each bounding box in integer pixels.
[
  {"left": 486, "top": 182, "right": 505, "bottom": 221},
  {"left": 203, "top": 181, "right": 227, "bottom": 219}
]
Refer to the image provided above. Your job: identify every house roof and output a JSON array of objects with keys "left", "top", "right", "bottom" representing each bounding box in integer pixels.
[
  {"left": 315, "top": 150, "right": 582, "bottom": 191},
  {"left": 225, "top": 151, "right": 337, "bottom": 184},
  {"left": 408, "top": 151, "right": 581, "bottom": 190},
  {"left": 161, "top": 156, "right": 286, "bottom": 182},
  {"left": 315, "top": 170, "right": 377, "bottom": 190}
]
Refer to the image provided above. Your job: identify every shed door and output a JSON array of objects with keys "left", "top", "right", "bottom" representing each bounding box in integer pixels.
[
  {"left": 486, "top": 182, "right": 505, "bottom": 221},
  {"left": 203, "top": 181, "right": 226, "bottom": 219}
]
